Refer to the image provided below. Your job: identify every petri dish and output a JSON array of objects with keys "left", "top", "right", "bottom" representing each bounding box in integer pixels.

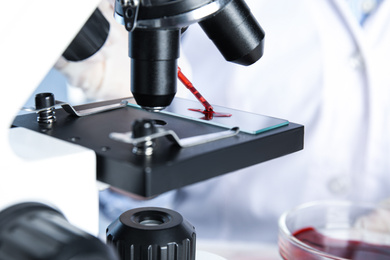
[{"left": 278, "top": 200, "right": 390, "bottom": 260}]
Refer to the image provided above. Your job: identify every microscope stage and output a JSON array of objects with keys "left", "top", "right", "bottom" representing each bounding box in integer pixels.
[{"left": 13, "top": 98, "right": 304, "bottom": 197}]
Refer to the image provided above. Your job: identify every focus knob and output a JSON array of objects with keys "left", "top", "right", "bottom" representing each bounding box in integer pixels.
[{"left": 106, "top": 207, "right": 196, "bottom": 260}]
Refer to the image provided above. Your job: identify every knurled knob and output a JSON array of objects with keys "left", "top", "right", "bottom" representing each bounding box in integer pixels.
[{"left": 106, "top": 207, "right": 196, "bottom": 260}]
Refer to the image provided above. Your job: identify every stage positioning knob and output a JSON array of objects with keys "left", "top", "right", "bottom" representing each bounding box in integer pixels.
[{"left": 106, "top": 207, "right": 196, "bottom": 260}]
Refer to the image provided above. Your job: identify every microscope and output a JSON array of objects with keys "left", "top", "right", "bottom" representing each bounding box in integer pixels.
[{"left": 1, "top": 0, "right": 303, "bottom": 259}]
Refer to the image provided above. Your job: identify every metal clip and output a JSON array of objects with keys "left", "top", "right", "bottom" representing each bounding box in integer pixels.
[
  {"left": 110, "top": 126, "right": 240, "bottom": 155},
  {"left": 60, "top": 100, "right": 128, "bottom": 117},
  {"left": 23, "top": 99, "right": 128, "bottom": 118},
  {"left": 121, "top": 0, "right": 140, "bottom": 31}
]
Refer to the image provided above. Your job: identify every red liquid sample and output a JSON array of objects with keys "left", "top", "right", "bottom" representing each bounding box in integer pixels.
[
  {"left": 177, "top": 67, "right": 232, "bottom": 121},
  {"left": 290, "top": 227, "right": 390, "bottom": 259},
  {"left": 188, "top": 108, "right": 232, "bottom": 120},
  {"left": 177, "top": 66, "right": 213, "bottom": 112}
]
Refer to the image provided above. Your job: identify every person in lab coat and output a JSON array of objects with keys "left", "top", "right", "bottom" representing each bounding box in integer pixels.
[
  {"left": 59, "top": 0, "right": 390, "bottom": 243},
  {"left": 171, "top": 0, "right": 390, "bottom": 243},
  {"left": 168, "top": 0, "right": 390, "bottom": 243}
]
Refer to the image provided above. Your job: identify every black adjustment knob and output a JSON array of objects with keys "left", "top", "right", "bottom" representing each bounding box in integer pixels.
[
  {"left": 34, "top": 93, "right": 56, "bottom": 124},
  {"left": 131, "top": 119, "right": 158, "bottom": 138},
  {"left": 35, "top": 92, "right": 55, "bottom": 110},
  {"left": 131, "top": 119, "right": 160, "bottom": 155},
  {"left": 0, "top": 202, "right": 118, "bottom": 260},
  {"left": 106, "top": 207, "right": 196, "bottom": 260}
]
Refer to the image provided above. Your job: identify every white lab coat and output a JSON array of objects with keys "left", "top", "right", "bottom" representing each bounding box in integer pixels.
[{"left": 166, "top": 0, "right": 390, "bottom": 243}]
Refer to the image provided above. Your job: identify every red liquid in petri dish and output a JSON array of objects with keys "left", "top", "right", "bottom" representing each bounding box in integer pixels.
[{"left": 287, "top": 227, "right": 390, "bottom": 259}]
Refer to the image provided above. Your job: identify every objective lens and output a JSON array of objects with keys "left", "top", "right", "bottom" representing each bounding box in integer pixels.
[
  {"left": 63, "top": 8, "right": 110, "bottom": 61},
  {"left": 129, "top": 28, "right": 180, "bottom": 110},
  {"left": 199, "top": 0, "right": 265, "bottom": 65}
]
